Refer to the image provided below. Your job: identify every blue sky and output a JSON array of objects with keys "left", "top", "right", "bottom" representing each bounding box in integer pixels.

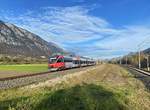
[{"left": 0, "top": 0, "right": 150, "bottom": 59}]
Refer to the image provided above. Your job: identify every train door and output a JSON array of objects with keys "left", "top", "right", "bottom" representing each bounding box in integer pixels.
[
  {"left": 64, "top": 58, "right": 73, "bottom": 68},
  {"left": 56, "top": 57, "right": 65, "bottom": 69}
]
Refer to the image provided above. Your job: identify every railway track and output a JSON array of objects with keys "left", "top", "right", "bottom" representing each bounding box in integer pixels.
[
  {"left": 125, "top": 66, "right": 150, "bottom": 89},
  {"left": 0, "top": 66, "right": 94, "bottom": 89},
  {"left": 128, "top": 66, "right": 150, "bottom": 76}
]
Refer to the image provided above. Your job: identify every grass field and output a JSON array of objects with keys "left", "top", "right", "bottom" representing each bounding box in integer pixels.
[
  {"left": 0, "top": 64, "right": 48, "bottom": 72},
  {"left": 0, "top": 64, "right": 150, "bottom": 110},
  {"left": 0, "top": 64, "right": 48, "bottom": 78}
]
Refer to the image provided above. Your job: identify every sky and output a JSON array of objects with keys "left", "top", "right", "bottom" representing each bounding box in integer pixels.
[{"left": 0, "top": 0, "right": 150, "bottom": 59}]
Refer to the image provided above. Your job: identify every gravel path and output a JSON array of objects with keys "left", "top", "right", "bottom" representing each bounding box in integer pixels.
[{"left": 0, "top": 66, "right": 95, "bottom": 89}]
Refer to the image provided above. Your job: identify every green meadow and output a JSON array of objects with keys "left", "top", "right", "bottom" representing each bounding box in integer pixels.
[{"left": 0, "top": 64, "right": 48, "bottom": 73}]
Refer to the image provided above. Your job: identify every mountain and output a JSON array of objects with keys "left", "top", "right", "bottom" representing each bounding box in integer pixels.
[
  {"left": 143, "top": 48, "right": 150, "bottom": 54},
  {"left": 0, "top": 20, "right": 66, "bottom": 58}
]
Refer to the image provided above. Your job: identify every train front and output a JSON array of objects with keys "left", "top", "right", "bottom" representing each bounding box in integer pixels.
[{"left": 48, "top": 55, "right": 65, "bottom": 71}]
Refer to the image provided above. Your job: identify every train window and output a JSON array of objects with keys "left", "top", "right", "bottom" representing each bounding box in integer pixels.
[
  {"left": 64, "top": 58, "right": 72, "bottom": 62},
  {"left": 73, "top": 60, "right": 79, "bottom": 64},
  {"left": 49, "top": 58, "right": 57, "bottom": 64},
  {"left": 73, "top": 60, "right": 76, "bottom": 64},
  {"left": 57, "top": 58, "right": 63, "bottom": 63},
  {"left": 81, "top": 61, "right": 84, "bottom": 64}
]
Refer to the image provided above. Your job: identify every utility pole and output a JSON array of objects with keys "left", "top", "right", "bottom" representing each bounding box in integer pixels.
[
  {"left": 138, "top": 50, "right": 141, "bottom": 69},
  {"left": 126, "top": 56, "right": 128, "bottom": 65},
  {"left": 120, "top": 58, "right": 122, "bottom": 65},
  {"left": 146, "top": 55, "right": 149, "bottom": 71},
  {"left": 137, "top": 36, "right": 150, "bottom": 69}
]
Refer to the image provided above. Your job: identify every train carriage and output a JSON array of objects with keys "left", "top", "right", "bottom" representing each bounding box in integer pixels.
[
  {"left": 72, "top": 57, "right": 81, "bottom": 68},
  {"left": 48, "top": 55, "right": 95, "bottom": 71}
]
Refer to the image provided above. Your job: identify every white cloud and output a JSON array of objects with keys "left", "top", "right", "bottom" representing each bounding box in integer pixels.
[
  {"left": 96, "top": 26, "right": 150, "bottom": 51},
  {"left": 1, "top": 6, "right": 150, "bottom": 59}
]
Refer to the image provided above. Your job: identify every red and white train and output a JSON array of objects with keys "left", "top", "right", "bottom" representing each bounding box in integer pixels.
[{"left": 48, "top": 55, "right": 95, "bottom": 71}]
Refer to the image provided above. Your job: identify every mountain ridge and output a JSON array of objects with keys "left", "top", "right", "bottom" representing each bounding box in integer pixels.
[{"left": 0, "top": 20, "right": 66, "bottom": 58}]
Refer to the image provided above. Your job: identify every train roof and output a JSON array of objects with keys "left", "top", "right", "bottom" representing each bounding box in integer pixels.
[{"left": 49, "top": 55, "right": 95, "bottom": 61}]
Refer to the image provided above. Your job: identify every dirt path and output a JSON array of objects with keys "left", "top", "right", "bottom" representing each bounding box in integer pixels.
[{"left": 0, "top": 71, "right": 33, "bottom": 78}]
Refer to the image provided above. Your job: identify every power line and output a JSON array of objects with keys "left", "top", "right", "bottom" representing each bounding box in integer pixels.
[{"left": 137, "top": 36, "right": 150, "bottom": 49}]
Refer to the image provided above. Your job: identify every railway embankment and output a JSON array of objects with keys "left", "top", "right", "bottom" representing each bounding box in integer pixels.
[
  {"left": 0, "top": 64, "right": 150, "bottom": 110},
  {"left": 0, "top": 66, "right": 95, "bottom": 89}
]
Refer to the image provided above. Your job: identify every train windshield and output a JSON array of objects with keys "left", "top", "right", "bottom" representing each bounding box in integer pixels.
[{"left": 49, "top": 58, "right": 57, "bottom": 64}]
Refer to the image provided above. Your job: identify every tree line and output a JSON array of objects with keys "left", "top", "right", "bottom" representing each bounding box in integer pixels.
[
  {"left": 109, "top": 52, "right": 150, "bottom": 70},
  {"left": 0, "top": 55, "right": 47, "bottom": 64}
]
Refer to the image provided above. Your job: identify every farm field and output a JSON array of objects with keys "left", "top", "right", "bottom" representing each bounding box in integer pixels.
[
  {"left": 0, "top": 64, "right": 48, "bottom": 78},
  {"left": 0, "top": 64, "right": 150, "bottom": 110}
]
